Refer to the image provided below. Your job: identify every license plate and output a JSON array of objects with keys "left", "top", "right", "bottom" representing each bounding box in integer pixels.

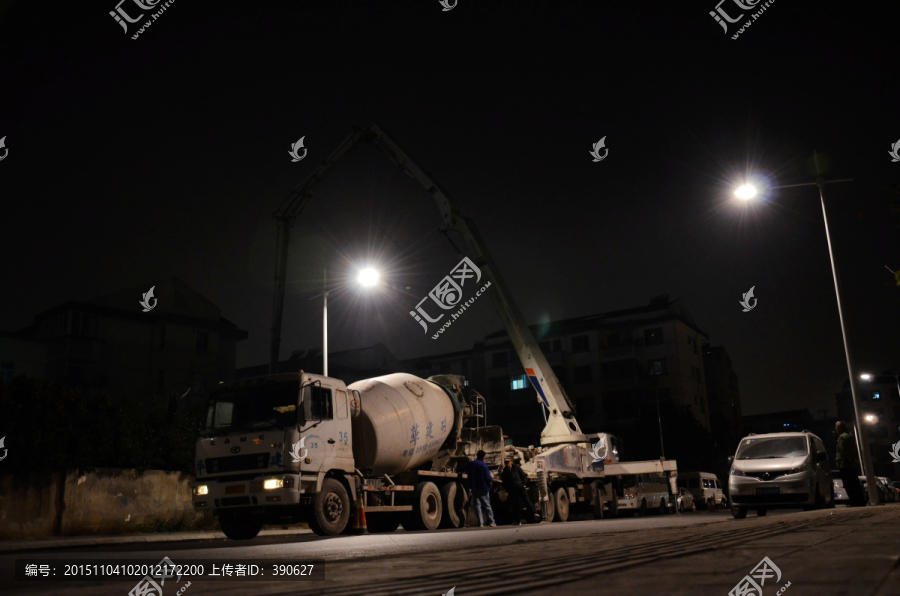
[
  {"left": 756, "top": 487, "right": 780, "bottom": 495},
  {"left": 225, "top": 485, "right": 245, "bottom": 494}
]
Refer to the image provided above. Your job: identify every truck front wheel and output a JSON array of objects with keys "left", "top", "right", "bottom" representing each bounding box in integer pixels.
[
  {"left": 219, "top": 512, "right": 263, "bottom": 540},
  {"left": 403, "top": 481, "right": 442, "bottom": 531},
  {"left": 308, "top": 478, "right": 351, "bottom": 536}
]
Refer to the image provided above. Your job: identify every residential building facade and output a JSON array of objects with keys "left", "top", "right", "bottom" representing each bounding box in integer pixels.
[{"left": 836, "top": 372, "right": 900, "bottom": 478}]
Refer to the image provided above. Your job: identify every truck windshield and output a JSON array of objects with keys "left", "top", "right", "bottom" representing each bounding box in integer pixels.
[
  {"left": 736, "top": 437, "right": 807, "bottom": 460},
  {"left": 202, "top": 380, "right": 300, "bottom": 435}
]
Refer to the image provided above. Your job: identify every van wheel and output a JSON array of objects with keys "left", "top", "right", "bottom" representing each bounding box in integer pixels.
[
  {"left": 553, "top": 487, "right": 570, "bottom": 522},
  {"left": 439, "top": 482, "right": 468, "bottom": 528},
  {"left": 543, "top": 489, "right": 556, "bottom": 522},
  {"left": 730, "top": 498, "right": 747, "bottom": 519},
  {"left": 636, "top": 499, "right": 647, "bottom": 517},
  {"left": 756, "top": 508, "right": 767, "bottom": 517},
  {"left": 404, "top": 481, "right": 442, "bottom": 531},
  {"left": 219, "top": 512, "right": 263, "bottom": 540},
  {"left": 707, "top": 498, "right": 716, "bottom": 512},
  {"left": 308, "top": 478, "right": 351, "bottom": 536},
  {"left": 678, "top": 500, "right": 684, "bottom": 513}
]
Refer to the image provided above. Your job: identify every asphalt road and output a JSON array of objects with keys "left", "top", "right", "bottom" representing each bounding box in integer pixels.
[{"left": 4, "top": 506, "right": 898, "bottom": 596}]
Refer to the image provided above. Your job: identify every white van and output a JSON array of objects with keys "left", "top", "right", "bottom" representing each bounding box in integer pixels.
[
  {"left": 618, "top": 473, "right": 671, "bottom": 516},
  {"left": 678, "top": 472, "right": 726, "bottom": 510}
]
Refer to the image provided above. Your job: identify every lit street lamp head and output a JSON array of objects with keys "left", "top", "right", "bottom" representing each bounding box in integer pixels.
[
  {"left": 860, "top": 373, "right": 872, "bottom": 380},
  {"left": 734, "top": 184, "right": 757, "bottom": 200},
  {"left": 357, "top": 268, "right": 380, "bottom": 287},
  {"left": 864, "top": 414, "right": 876, "bottom": 423}
]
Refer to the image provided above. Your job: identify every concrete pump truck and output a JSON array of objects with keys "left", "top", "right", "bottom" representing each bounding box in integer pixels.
[{"left": 190, "top": 125, "right": 677, "bottom": 538}]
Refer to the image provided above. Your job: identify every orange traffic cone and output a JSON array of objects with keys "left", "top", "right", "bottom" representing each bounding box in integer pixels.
[{"left": 353, "top": 497, "right": 368, "bottom": 535}]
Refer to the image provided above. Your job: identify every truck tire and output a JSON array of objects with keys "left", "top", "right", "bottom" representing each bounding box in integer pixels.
[
  {"left": 439, "top": 482, "right": 468, "bottom": 529},
  {"left": 553, "top": 487, "right": 570, "bottom": 522},
  {"left": 607, "top": 493, "right": 619, "bottom": 519},
  {"left": 404, "top": 481, "right": 443, "bottom": 531},
  {"left": 219, "top": 512, "right": 263, "bottom": 540},
  {"left": 367, "top": 513, "right": 401, "bottom": 533},
  {"left": 308, "top": 478, "right": 351, "bottom": 536},
  {"left": 591, "top": 482, "right": 605, "bottom": 519},
  {"left": 544, "top": 490, "right": 556, "bottom": 522}
]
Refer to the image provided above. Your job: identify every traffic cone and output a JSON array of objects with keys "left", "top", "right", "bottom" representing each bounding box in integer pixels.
[{"left": 353, "top": 497, "right": 368, "bottom": 535}]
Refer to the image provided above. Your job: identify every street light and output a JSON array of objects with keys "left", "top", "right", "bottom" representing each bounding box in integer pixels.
[
  {"left": 864, "top": 414, "right": 876, "bottom": 423},
  {"left": 860, "top": 373, "right": 873, "bottom": 381},
  {"left": 734, "top": 152, "right": 880, "bottom": 505},
  {"left": 314, "top": 267, "right": 381, "bottom": 377}
]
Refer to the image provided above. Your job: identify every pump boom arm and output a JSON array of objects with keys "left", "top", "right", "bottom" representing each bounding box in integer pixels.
[{"left": 269, "top": 124, "right": 586, "bottom": 444}]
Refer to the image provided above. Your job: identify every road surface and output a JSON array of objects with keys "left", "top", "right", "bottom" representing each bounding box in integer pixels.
[{"left": 3, "top": 505, "right": 899, "bottom": 596}]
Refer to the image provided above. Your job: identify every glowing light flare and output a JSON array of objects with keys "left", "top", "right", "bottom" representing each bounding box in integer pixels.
[
  {"left": 734, "top": 184, "right": 757, "bottom": 200},
  {"left": 357, "top": 268, "right": 380, "bottom": 287}
]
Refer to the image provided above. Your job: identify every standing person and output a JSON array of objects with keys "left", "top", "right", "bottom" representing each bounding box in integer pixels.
[
  {"left": 512, "top": 456, "right": 538, "bottom": 522},
  {"left": 468, "top": 450, "right": 496, "bottom": 527},
  {"left": 833, "top": 421, "right": 865, "bottom": 507},
  {"left": 502, "top": 457, "right": 537, "bottom": 524}
]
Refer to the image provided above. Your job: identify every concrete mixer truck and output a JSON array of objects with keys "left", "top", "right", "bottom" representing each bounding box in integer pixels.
[{"left": 192, "top": 370, "right": 501, "bottom": 538}]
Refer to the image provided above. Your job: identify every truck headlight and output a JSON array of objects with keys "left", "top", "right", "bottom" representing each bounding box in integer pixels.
[
  {"left": 625, "top": 493, "right": 636, "bottom": 499},
  {"left": 730, "top": 468, "right": 745, "bottom": 477},
  {"left": 264, "top": 478, "right": 284, "bottom": 490},
  {"left": 193, "top": 485, "right": 209, "bottom": 496}
]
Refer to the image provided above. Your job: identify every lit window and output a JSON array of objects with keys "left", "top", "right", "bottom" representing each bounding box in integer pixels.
[{"left": 511, "top": 375, "right": 527, "bottom": 390}]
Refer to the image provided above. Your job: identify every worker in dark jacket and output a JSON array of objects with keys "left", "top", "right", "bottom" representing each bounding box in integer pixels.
[
  {"left": 833, "top": 421, "right": 866, "bottom": 506},
  {"left": 501, "top": 456, "right": 537, "bottom": 524},
  {"left": 467, "top": 450, "right": 496, "bottom": 527}
]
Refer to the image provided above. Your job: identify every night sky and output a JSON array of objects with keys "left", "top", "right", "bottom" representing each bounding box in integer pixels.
[{"left": 1, "top": 1, "right": 898, "bottom": 419}]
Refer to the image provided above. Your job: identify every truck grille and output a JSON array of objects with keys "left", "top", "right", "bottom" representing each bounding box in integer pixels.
[{"left": 206, "top": 453, "right": 269, "bottom": 474}]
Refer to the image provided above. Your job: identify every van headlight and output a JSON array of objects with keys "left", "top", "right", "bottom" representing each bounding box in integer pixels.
[
  {"left": 264, "top": 478, "right": 284, "bottom": 490},
  {"left": 785, "top": 465, "right": 808, "bottom": 475},
  {"left": 193, "top": 485, "right": 209, "bottom": 496},
  {"left": 730, "top": 468, "right": 745, "bottom": 477}
]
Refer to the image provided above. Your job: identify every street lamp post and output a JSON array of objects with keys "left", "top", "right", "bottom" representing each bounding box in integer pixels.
[
  {"left": 314, "top": 267, "right": 380, "bottom": 378},
  {"left": 736, "top": 153, "right": 880, "bottom": 505}
]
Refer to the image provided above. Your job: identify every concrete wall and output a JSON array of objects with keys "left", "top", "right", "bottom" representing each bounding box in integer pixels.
[{"left": 0, "top": 469, "right": 209, "bottom": 540}]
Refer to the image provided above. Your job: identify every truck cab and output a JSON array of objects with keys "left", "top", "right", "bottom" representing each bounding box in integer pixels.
[{"left": 191, "top": 372, "right": 359, "bottom": 539}]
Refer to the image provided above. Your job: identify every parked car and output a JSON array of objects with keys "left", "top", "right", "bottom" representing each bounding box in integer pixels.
[
  {"left": 669, "top": 486, "right": 695, "bottom": 513},
  {"left": 618, "top": 473, "right": 671, "bottom": 516},
  {"left": 678, "top": 472, "right": 726, "bottom": 510},
  {"left": 728, "top": 431, "right": 834, "bottom": 519}
]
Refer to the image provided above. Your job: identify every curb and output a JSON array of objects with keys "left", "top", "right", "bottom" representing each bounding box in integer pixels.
[{"left": 0, "top": 528, "right": 313, "bottom": 553}]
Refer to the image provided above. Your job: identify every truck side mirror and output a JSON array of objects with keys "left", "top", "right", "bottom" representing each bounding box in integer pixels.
[
  {"left": 815, "top": 451, "right": 828, "bottom": 463},
  {"left": 727, "top": 456, "right": 734, "bottom": 465}
]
